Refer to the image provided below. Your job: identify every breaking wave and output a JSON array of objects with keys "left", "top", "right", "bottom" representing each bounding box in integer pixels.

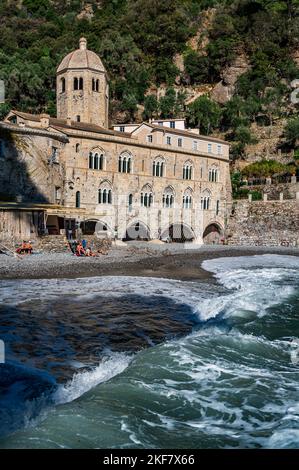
[{"left": 0, "top": 254, "right": 298, "bottom": 448}]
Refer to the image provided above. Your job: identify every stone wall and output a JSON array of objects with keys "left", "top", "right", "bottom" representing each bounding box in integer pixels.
[
  {"left": 226, "top": 200, "right": 299, "bottom": 247},
  {"left": 241, "top": 181, "right": 299, "bottom": 200},
  {"left": 35, "top": 234, "right": 112, "bottom": 253}
]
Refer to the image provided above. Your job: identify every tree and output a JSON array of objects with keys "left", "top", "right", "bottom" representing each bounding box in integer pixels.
[
  {"left": 285, "top": 118, "right": 299, "bottom": 145},
  {"left": 261, "top": 86, "right": 286, "bottom": 135},
  {"left": 175, "top": 90, "right": 187, "bottom": 117},
  {"left": 159, "top": 88, "right": 177, "bottom": 118},
  {"left": 230, "top": 126, "right": 258, "bottom": 158},
  {"left": 121, "top": 93, "right": 138, "bottom": 121},
  {"left": 223, "top": 96, "right": 249, "bottom": 130},
  {"left": 0, "top": 103, "right": 10, "bottom": 120},
  {"left": 143, "top": 95, "right": 159, "bottom": 120},
  {"left": 233, "top": 126, "right": 256, "bottom": 146},
  {"left": 187, "top": 96, "right": 222, "bottom": 135},
  {"left": 231, "top": 170, "right": 243, "bottom": 198},
  {"left": 184, "top": 51, "right": 210, "bottom": 84},
  {"left": 241, "top": 160, "right": 289, "bottom": 178}
]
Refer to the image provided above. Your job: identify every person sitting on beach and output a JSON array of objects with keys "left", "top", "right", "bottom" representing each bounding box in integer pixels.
[
  {"left": 26, "top": 241, "right": 33, "bottom": 254},
  {"left": 76, "top": 242, "right": 85, "bottom": 257},
  {"left": 16, "top": 241, "right": 32, "bottom": 254},
  {"left": 68, "top": 240, "right": 78, "bottom": 254},
  {"left": 85, "top": 244, "right": 95, "bottom": 257},
  {"left": 16, "top": 241, "right": 26, "bottom": 254}
]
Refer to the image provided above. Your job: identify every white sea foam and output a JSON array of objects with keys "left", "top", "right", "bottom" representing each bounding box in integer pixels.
[
  {"left": 199, "top": 254, "right": 299, "bottom": 320},
  {"left": 53, "top": 353, "right": 132, "bottom": 405},
  {"left": 1, "top": 255, "right": 297, "bottom": 326}
]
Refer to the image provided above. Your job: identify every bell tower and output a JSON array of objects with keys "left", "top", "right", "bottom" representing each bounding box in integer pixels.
[{"left": 56, "top": 38, "right": 109, "bottom": 128}]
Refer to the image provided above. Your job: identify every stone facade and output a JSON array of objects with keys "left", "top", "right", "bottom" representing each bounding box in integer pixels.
[
  {"left": 0, "top": 38, "right": 231, "bottom": 244},
  {"left": 226, "top": 200, "right": 299, "bottom": 247}
]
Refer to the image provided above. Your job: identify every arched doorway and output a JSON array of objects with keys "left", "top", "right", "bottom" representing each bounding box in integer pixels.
[
  {"left": 80, "top": 220, "right": 109, "bottom": 235},
  {"left": 124, "top": 222, "right": 150, "bottom": 241},
  {"left": 161, "top": 224, "right": 194, "bottom": 243},
  {"left": 203, "top": 223, "right": 223, "bottom": 244}
]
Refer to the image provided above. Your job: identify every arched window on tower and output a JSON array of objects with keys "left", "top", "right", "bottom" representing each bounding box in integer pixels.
[
  {"left": 162, "top": 186, "right": 175, "bottom": 208},
  {"left": 92, "top": 78, "right": 95, "bottom": 92},
  {"left": 76, "top": 143, "right": 80, "bottom": 153},
  {"left": 79, "top": 77, "right": 83, "bottom": 90},
  {"left": 201, "top": 190, "right": 211, "bottom": 210},
  {"left": 183, "top": 188, "right": 193, "bottom": 209},
  {"left": 61, "top": 77, "right": 65, "bottom": 93},
  {"left": 140, "top": 184, "right": 153, "bottom": 208},
  {"left": 208, "top": 167, "right": 219, "bottom": 182},
  {"left": 98, "top": 181, "right": 112, "bottom": 204},
  {"left": 89, "top": 150, "right": 104, "bottom": 170},
  {"left": 74, "top": 77, "right": 78, "bottom": 90},
  {"left": 152, "top": 157, "right": 165, "bottom": 177},
  {"left": 183, "top": 161, "right": 193, "bottom": 180},
  {"left": 118, "top": 152, "right": 132, "bottom": 174}
]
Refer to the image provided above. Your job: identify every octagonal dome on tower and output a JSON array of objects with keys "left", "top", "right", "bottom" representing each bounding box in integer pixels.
[{"left": 57, "top": 37, "right": 106, "bottom": 74}]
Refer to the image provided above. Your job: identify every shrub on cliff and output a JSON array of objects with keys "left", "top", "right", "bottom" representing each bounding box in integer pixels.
[
  {"left": 241, "top": 160, "right": 291, "bottom": 178},
  {"left": 285, "top": 118, "right": 299, "bottom": 145}
]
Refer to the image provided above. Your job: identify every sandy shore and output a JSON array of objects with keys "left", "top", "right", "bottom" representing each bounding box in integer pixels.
[{"left": 0, "top": 242, "right": 298, "bottom": 281}]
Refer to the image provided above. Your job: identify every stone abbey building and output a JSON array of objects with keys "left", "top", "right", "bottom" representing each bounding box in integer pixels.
[{"left": 0, "top": 38, "right": 231, "bottom": 244}]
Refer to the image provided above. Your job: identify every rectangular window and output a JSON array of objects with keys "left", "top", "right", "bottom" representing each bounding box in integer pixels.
[
  {"left": 147, "top": 135, "right": 153, "bottom": 143},
  {"left": 55, "top": 186, "right": 61, "bottom": 201},
  {"left": 193, "top": 141, "right": 198, "bottom": 151},
  {"left": 166, "top": 136, "right": 171, "bottom": 145},
  {"left": 142, "top": 160, "right": 144, "bottom": 171},
  {"left": 51, "top": 147, "right": 58, "bottom": 163},
  {"left": 76, "top": 115, "right": 81, "bottom": 122},
  {"left": 216, "top": 200, "right": 220, "bottom": 215},
  {"left": 217, "top": 144, "right": 222, "bottom": 155},
  {"left": 170, "top": 121, "right": 175, "bottom": 129},
  {"left": 119, "top": 126, "right": 125, "bottom": 132},
  {"left": 208, "top": 143, "right": 212, "bottom": 153},
  {"left": 178, "top": 138, "right": 182, "bottom": 147}
]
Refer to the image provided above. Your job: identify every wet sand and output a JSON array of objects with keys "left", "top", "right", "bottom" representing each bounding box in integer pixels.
[{"left": 0, "top": 243, "right": 298, "bottom": 281}]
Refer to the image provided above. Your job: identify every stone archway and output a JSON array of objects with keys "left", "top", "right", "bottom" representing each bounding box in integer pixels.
[
  {"left": 203, "top": 223, "right": 223, "bottom": 244},
  {"left": 161, "top": 224, "right": 195, "bottom": 243},
  {"left": 80, "top": 219, "right": 110, "bottom": 235},
  {"left": 124, "top": 221, "right": 150, "bottom": 241}
]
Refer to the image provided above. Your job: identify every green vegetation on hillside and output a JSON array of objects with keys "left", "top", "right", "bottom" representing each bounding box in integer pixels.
[{"left": 0, "top": 0, "right": 298, "bottom": 156}]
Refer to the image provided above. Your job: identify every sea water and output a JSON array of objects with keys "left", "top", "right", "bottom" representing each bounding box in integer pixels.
[{"left": 0, "top": 254, "right": 298, "bottom": 448}]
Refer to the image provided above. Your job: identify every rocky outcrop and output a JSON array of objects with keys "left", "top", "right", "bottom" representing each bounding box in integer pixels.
[
  {"left": 188, "top": 8, "right": 217, "bottom": 54},
  {"left": 211, "top": 53, "right": 250, "bottom": 104}
]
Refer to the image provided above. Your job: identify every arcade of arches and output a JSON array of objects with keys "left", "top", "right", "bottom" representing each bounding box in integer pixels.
[{"left": 78, "top": 220, "right": 224, "bottom": 244}]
